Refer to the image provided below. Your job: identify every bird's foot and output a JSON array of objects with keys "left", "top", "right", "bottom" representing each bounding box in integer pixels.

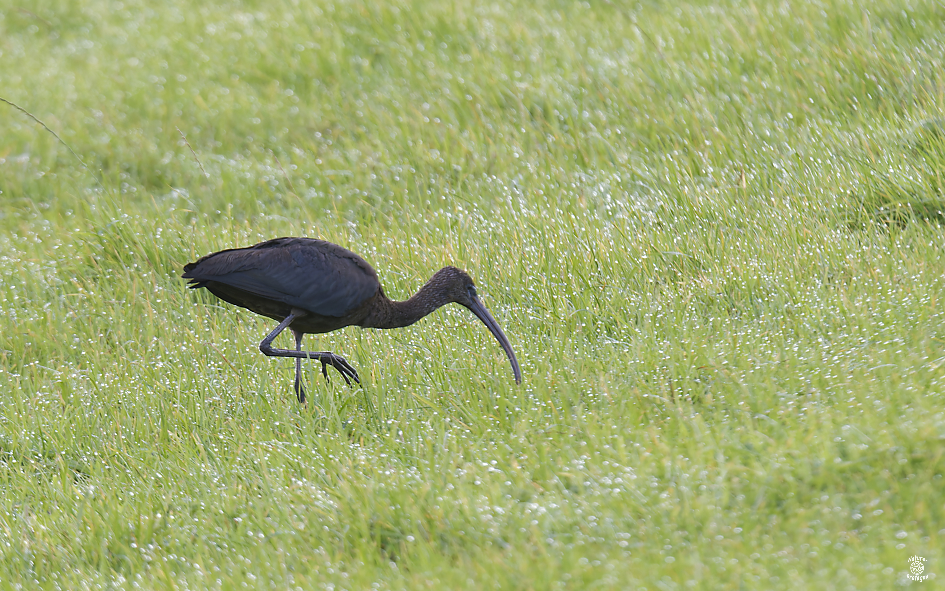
[
  {"left": 294, "top": 377, "right": 307, "bottom": 404},
  {"left": 320, "top": 354, "right": 360, "bottom": 387}
]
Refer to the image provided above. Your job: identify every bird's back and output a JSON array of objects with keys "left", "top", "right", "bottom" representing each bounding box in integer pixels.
[{"left": 183, "top": 238, "right": 380, "bottom": 329}]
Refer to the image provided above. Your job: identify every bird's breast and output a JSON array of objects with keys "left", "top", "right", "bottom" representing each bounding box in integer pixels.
[{"left": 203, "top": 276, "right": 378, "bottom": 335}]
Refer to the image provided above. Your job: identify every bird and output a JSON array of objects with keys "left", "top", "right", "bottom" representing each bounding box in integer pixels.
[{"left": 182, "top": 237, "right": 522, "bottom": 402}]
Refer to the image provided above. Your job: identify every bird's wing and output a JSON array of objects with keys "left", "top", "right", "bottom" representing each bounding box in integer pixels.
[{"left": 183, "top": 238, "right": 379, "bottom": 317}]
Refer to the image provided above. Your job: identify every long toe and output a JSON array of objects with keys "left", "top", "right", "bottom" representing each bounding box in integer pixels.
[
  {"left": 335, "top": 357, "right": 360, "bottom": 385},
  {"left": 326, "top": 357, "right": 358, "bottom": 386}
]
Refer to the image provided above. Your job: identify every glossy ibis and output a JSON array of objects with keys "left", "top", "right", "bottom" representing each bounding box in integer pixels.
[{"left": 182, "top": 237, "right": 522, "bottom": 402}]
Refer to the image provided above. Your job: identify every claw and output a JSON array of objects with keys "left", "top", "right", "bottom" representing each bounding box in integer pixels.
[{"left": 323, "top": 356, "right": 358, "bottom": 386}]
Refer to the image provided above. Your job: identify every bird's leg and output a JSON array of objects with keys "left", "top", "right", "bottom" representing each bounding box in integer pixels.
[
  {"left": 258, "top": 311, "right": 361, "bottom": 392},
  {"left": 293, "top": 329, "right": 306, "bottom": 404}
]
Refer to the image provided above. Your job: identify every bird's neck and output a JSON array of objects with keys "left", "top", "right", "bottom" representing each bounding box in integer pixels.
[{"left": 360, "top": 281, "right": 452, "bottom": 329}]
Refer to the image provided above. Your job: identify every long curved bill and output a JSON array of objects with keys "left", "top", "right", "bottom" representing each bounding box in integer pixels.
[{"left": 466, "top": 296, "right": 522, "bottom": 384}]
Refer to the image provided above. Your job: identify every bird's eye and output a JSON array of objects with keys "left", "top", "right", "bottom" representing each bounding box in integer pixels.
[{"left": 468, "top": 286, "right": 478, "bottom": 298}]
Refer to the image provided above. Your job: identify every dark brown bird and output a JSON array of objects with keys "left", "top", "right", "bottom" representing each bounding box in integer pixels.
[{"left": 182, "top": 237, "right": 522, "bottom": 402}]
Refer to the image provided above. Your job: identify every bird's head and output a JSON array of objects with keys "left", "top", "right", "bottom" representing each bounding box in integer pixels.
[
  {"left": 429, "top": 266, "right": 522, "bottom": 384},
  {"left": 429, "top": 266, "right": 480, "bottom": 307}
]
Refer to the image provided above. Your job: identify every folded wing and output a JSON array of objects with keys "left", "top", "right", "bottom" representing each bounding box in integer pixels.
[{"left": 182, "top": 237, "right": 379, "bottom": 318}]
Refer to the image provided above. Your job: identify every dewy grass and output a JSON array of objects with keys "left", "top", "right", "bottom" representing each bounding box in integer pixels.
[{"left": 1, "top": 0, "right": 944, "bottom": 588}]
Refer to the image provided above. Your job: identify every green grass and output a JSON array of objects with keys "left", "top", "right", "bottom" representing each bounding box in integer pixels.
[{"left": 1, "top": 0, "right": 944, "bottom": 588}]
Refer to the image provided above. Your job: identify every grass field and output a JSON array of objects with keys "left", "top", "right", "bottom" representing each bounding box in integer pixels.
[{"left": 2, "top": 0, "right": 944, "bottom": 588}]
